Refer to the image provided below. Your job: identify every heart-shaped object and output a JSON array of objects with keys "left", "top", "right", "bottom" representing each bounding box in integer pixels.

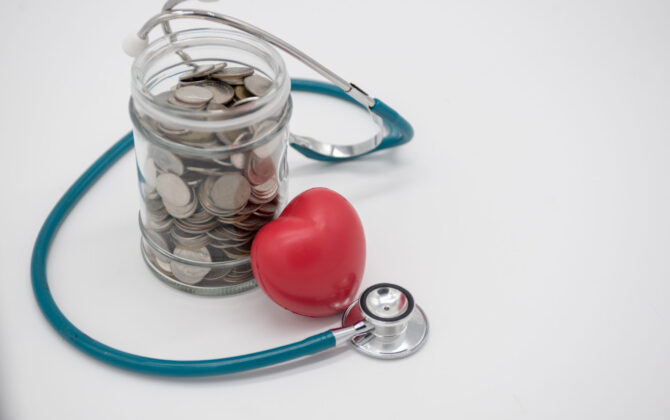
[{"left": 251, "top": 188, "right": 366, "bottom": 317}]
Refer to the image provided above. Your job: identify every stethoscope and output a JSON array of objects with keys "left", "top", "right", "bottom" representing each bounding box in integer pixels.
[{"left": 31, "top": 0, "right": 428, "bottom": 377}]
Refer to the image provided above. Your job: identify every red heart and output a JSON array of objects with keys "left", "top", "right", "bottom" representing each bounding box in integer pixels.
[{"left": 251, "top": 188, "right": 366, "bottom": 317}]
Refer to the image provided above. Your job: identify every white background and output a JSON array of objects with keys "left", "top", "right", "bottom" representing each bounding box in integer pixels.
[{"left": 1, "top": 0, "right": 669, "bottom": 419}]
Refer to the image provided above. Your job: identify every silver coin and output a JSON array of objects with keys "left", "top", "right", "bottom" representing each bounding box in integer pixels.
[
  {"left": 203, "top": 83, "right": 234, "bottom": 104},
  {"left": 186, "top": 208, "right": 216, "bottom": 225},
  {"left": 163, "top": 195, "right": 198, "bottom": 219},
  {"left": 156, "top": 173, "right": 191, "bottom": 206},
  {"left": 210, "top": 173, "right": 251, "bottom": 211},
  {"left": 251, "top": 176, "right": 279, "bottom": 199},
  {"left": 254, "top": 201, "right": 278, "bottom": 217},
  {"left": 170, "top": 247, "right": 212, "bottom": 285},
  {"left": 178, "top": 64, "right": 216, "bottom": 81},
  {"left": 207, "top": 102, "right": 228, "bottom": 111},
  {"left": 167, "top": 92, "right": 206, "bottom": 110},
  {"left": 232, "top": 96, "right": 260, "bottom": 108},
  {"left": 149, "top": 147, "right": 184, "bottom": 175},
  {"left": 234, "top": 85, "right": 252, "bottom": 100},
  {"left": 177, "top": 79, "right": 207, "bottom": 87},
  {"left": 197, "top": 178, "right": 230, "bottom": 217},
  {"left": 209, "top": 63, "right": 228, "bottom": 73},
  {"left": 206, "top": 102, "right": 229, "bottom": 121},
  {"left": 145, "top": 230, "right": 172, "bottom": 273},
  {"left": 203, "top": 266, "right": 233, "bottom": 281},
  {"left": 238, "top": 202, "right": 261, "bottom": 216},
  {"left": 234, "top": 214, "right": 268, "bottom": 231},
  {"left": 246, "top": 154, "right": 276, "bottom": 186},
  {"left": 175, "top": 217, "right": 218, "bottom": 234},
  {"left": 180, "top": 171, "right": 204, "bottom": 187},
  {"left": 244, "top": 74, "right": 272, "bottom": 96},
  {"left": 223, "top": 246, "right": 251, "bottom": 259},
  {"left": 157, "top": 122, "right": 190, "bottom": 136},
  {"left": 144, "top": 210, "right": 172, "bottom": 232},
  {"left": 186, "top": 165, "right": 226, "bottom": 176},
  {"left": 210, "top": 66, "right": 254, "bottom": 84},
  {"left": 170, "top": 227, "right": 209, "bottom": 249},
  {"left": 174, "top": 85, "right": 214, "bottom": 105}
]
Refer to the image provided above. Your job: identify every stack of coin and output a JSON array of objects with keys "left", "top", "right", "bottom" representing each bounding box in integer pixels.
[{"left": 136, "top": 61, "right": 287, "bottom": 288}]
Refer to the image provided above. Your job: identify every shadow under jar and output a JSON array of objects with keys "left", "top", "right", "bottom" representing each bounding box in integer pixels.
[{"left": 129, "top": 28, "right": 291, "bottom": 295}]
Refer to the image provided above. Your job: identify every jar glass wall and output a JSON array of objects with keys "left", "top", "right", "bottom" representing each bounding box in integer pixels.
[{"left": 129, "top": 28, "right": 291, "bottom": 295}]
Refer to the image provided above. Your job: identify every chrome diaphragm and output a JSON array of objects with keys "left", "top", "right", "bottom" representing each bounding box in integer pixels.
[{"left": 342, "top": 283, "right": 429, "bottom": 359}]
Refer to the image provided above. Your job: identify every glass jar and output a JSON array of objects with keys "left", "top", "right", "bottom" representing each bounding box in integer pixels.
[{"left": 129, "top": 28, "right": 291, "bottom": 295}]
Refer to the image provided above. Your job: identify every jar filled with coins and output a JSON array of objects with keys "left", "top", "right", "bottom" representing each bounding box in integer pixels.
[{"left": 129, "top": 28, "right": 291, "bottom": 295}]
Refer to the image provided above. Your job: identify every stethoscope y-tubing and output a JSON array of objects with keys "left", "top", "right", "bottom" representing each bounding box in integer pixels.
[{"left": 31, "top": 80, "right": 411, "bottom": 377}]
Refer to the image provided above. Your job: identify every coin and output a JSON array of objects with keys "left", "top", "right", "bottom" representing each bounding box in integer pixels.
[
  {"left": 180, "top": 170, "right": 204, "bottom": 187},
  {"left": 149, "top": 147, "right": 184, "bottom": 175},
  {"left": 203, "top": 267, "right": 233, "bottom": 281},
  {"left": 163, "top": 194, "right": 197, "bottom": 219},
  {"left": 207, "top": 102, "right": 228, "bottom": 112},
  {"left": 157, "top": 122, "right": 190, "bottom": 136},
  {"left": 203, "top": 82, "right": 235, "bottom": 104},
  {"left": 170, "top": 247, "right": 212, "bottom": 285},
  {"left": 244, "top": 74, "right": 272, "bottom": 96},
  {"left": 145, "top": 230, "right": 172, "bottom": 273},
  {"left": 170, "top": 226, "right": 209, "bottom": 249},
  {"left": 234, "top": 85, "right": 252, "bottom": 100},
  {"left": 210, "top": 66, "right": 254, "bottom": 84},
  {"left": 231, "top": 96, "right": 259, "bottom": 108},
  {"left": 178, "top": 63, "right": 225, "bottom": 81},
  {"left": 210, "top": 173, "right": 251, "bottom": 211},
  {"left": 156, "top": 173, "right": 191, "bottom": 206},
  {"left": 246, "top": 154, "right": 276, "bottom": 185},
  {"left": 174, "top": 85, "right": 214, "bottom": 105},
  {"left": 168, "top": 93, "right": 205, "bottom": 110},
  {"left": 144, "top": 209, "right": 172, "bottom": 232}
]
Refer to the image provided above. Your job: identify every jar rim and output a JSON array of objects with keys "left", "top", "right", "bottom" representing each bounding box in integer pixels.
[{"left": 130, "top": 28, "right": 290, "bottom": 134}]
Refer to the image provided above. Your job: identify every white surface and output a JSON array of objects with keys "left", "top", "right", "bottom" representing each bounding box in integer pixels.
[{"left": 1, "top": 0, "right": 669, "bottom": 419}]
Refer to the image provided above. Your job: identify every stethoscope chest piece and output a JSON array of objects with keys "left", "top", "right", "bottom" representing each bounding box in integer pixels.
[{"left": 342, "top": 283, "right": 429, "bottom": 360}]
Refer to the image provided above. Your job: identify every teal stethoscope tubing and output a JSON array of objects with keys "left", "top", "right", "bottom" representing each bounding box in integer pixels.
[{"left": 30, "top": 79, "right": 414, "bottom": 377}]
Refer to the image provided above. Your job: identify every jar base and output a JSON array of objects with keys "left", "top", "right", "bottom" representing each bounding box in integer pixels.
[{"left": 140, "top": 239, "right": 258, "bottom": 296}]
